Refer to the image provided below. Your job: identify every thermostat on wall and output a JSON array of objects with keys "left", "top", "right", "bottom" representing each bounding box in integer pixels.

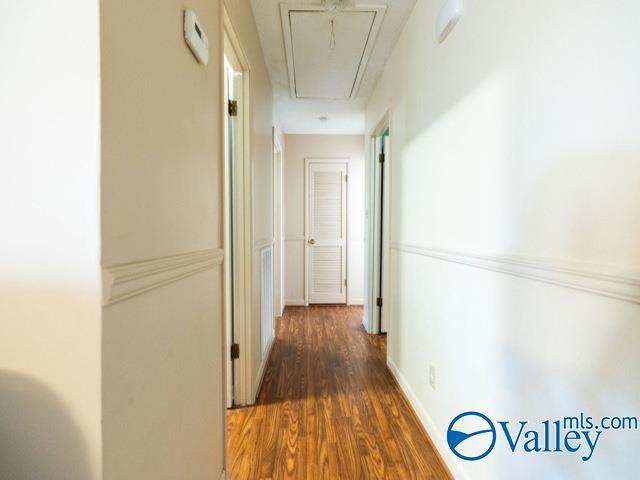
[{"left": 184, "top": 9, "right": 209, "bottom": 65}]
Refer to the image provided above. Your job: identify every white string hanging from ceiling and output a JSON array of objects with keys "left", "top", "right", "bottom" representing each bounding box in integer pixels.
[{"left": 322, "top": 0, "right": 355, "bottom": 50}]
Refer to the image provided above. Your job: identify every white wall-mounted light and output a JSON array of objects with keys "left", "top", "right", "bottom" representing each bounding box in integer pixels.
[{"left": 436, "top": 0, "right": 463, "bottom": 43}]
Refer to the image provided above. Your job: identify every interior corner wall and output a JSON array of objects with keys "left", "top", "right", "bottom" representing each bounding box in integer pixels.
[
  {"left": 0, "top": 1, "right": 102, "bottom": 479},
  {"left": 223, "top": 0, "right": 275, "bottom": 401},
  {"left": 283, "top": 134, "right": 366, "bottom": 306},
  {"left": 366, "top": 0, "right": 640, "bottom": 478},
  {"left": 100, "top": 0, "right": 225, "bottom": 478}
]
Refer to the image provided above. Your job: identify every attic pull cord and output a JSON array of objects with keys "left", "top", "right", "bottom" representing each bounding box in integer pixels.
[{"left": 330, "top": 18, "right": 336, "bottom": 50}]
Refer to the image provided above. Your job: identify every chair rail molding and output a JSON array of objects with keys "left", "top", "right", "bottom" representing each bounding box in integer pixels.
[
  {"left": 253, "top": 237, "right": 275, "bottom": 250},
  {"left": 102, "top": 248, "right": 224, "bottom": 306},
  {"left": 391, "top": 242, "right": 640, "bottom": 304},
  {"left": 284, "top": 234, "right": 306, "bottom": 242}
]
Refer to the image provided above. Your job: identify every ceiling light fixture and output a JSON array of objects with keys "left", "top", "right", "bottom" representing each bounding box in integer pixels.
[
  {"left": 322, "top": 0, "right": 354, "bottom": 13},
  {"left": 322, "top": 0, "right": 354, "bottom": 50}
]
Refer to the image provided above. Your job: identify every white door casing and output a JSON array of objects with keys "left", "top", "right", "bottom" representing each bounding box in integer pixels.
[
  {"left": 380, "top": 134, "right": 390, "bottom": 333},
  {"left": 366, "top": 115, "right": 391, "bottom": 335},
  {"left": 273, "top": 136, "right": 284, "bottom": 317},
  {"left": 223, "top": 9, "right": 253, "bottom": 407},
  {"left": 305, "top": 159, "right": 348, "bottom": 305}
]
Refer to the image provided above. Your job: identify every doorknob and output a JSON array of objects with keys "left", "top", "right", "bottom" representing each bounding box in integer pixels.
[{"left": 308, "top": 238, "right": 316, "bottom": 245}]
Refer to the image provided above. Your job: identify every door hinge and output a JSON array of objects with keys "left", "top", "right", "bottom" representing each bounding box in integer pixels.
[
  {"left": 376, "top": 297, "right": 383, "bottom": 307},
  {"left": 345, "top": 174, "right": 348, "bottom": 182},
  {"left": 228, "top": 99, "right": 238, "bottom": 117},
  {"left": 230, "top": 343, "right": 240, "bottom": 360},
  {"left": 379, "top": 153, "right": 385, "bottom": 163},
  {"left": 344, "top": 279, "right": 347, "bottom": 287}
]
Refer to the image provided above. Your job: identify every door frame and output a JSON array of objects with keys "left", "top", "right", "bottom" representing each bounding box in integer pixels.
[
  {"left": 223, "top": 8, "right": 253, "bottom": 408},
  {"left": 273, "top": 132, "right": 284, "bottom": 319},
  {"left": 304, "top": 158, "right": 350, "bottom": 306},
  {"left": 366, "top": 114, "right": 392, "bottom": 335}
]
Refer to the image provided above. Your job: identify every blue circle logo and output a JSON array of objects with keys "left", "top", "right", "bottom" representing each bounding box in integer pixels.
[{"left": 447, "top": 411, "right": 496, "bottom": 461}]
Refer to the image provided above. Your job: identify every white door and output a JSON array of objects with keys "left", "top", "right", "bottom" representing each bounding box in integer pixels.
[{"left": 306, "top": 160, "right": 348, "bottom": 304}]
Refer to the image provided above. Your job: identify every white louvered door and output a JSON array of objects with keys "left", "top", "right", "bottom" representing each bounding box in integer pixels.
[{"left": 306, "top": 161, "right": 348, "bottom": 304}]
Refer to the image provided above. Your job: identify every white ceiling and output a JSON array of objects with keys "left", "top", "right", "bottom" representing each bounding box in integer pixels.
[{"left": 250, "top": 0, "right": 417, "bottom": 134}]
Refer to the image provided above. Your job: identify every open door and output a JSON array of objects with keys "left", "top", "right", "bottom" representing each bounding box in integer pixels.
[
  {"left": 369, "top": 125, "right": 390, "bottom": 334},
  {"left": 377, "top": 133, "right": 390, "bottom": 333},
  {"left": 223, "top": 25, "right": 250, "bottom": 407},
  {"left": 273, "top": 136, "right": 284, "bottom": 319}
]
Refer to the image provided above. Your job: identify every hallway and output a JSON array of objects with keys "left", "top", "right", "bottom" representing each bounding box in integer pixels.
[
  {"left": 227, "top": 306, "right": 451, "bottom": 479},
  {"left": 5, "top": 1, "right": 640, "bottom": 478}
]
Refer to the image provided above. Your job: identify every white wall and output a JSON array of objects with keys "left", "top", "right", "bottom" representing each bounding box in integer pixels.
[
  {"left": 367, "top": 0, "right": 640, "bottom": 478},
  {"left": 101, "top": 0, "right": 225, "bottom": 477},
  {"left": 0, "top": 1, "right": 102, "bottom": 478},
  {"left": 284, "top": 134, "right": 365, "bottom": 306}
]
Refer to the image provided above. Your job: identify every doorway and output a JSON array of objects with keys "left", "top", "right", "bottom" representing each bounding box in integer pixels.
[
  {"left": 273, "top": 134, "right": 284, "bottom": 320},
  {"left": 369, "top": 122, "right": 391, "bottom": 334},
  {"left": 223, "top": 18, "right": 251, "bottom": 408},
  {"left": 305, "top": 159, "right": 349, "bottom": 305}
]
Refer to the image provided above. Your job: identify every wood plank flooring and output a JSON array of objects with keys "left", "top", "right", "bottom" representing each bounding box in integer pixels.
[{"left": 227, "top": 305, "right": 452, "bottom": 480}]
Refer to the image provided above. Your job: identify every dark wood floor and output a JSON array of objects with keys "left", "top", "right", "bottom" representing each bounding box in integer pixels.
[{"left": 227, "top": 305, "right": 451, "bottom": 480}]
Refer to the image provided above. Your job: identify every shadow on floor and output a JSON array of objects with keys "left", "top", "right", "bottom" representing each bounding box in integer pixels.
[{"left": 252, "top": 305, "right": 390, "bottom": 406}]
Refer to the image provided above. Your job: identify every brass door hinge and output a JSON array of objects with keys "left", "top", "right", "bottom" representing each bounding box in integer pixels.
[
  {"left": 376, "top": 297, "right": 383, "bottom": 307},
  {"left": 230, "top": 343, "right": 240, "bottom": 360},
  {"left": 228, "top": 99, "right": 238, "bottom": 117}
]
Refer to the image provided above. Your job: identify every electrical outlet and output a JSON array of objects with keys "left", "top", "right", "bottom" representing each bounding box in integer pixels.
[{"left": 429, "top": 365, "right": 436, "bottom": 390}]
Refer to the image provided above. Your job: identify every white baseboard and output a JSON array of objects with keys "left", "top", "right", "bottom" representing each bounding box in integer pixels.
[
  {"left": 253, "top": 333, "right": 275, "bottom": 401},
  {"left": 348, "top": 298, "right": 364, "bottom": 305},
  {"left": 285, "top": 298, "right": 305, "bottom": 306},
  {"left": 386, "top": 357, "right": 468, "bottom": 480}
]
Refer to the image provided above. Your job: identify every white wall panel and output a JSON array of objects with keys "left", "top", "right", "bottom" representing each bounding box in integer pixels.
[{"left": 366, "top": 0, "right": 640, "bottom": 477}]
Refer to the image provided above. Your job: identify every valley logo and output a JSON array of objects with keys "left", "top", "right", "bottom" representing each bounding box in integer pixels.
[
  {"left": 447, "top": 411, "right": 638, "bottom": 462},
  {"left": 447, "top": 412, "right": 496, "bottom": 461}
]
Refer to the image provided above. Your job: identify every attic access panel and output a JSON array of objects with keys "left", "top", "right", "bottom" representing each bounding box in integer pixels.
[{"left": 280, "top": 4, "right": 387, "bottom": 100}]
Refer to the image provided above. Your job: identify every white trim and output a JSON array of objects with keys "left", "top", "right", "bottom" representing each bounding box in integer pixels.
[
  {"left": 285, "top": 299, "right": 306, "bottom": 306},
  {"left": 273, "top": 133, "right": 285, "bottom": 317},
  {"left": 366, "top": 122, "right": 392, "bottom": 335},
  {"left": 224, "top": 8, "right": 254, "bottom": 407},
  {"left": 102, "top": 249, "right": 224, "bottom": 306},
  {"left": 253, "top": 332, "right": 274, "bottom": 401},
  {"left": 348, "top": 298, "right": 365, "bottom": 305},
  {"left": 391, "top": 242, "right": 640, "bottom": 304},
  {"left": 279, "top": 3, "right": 387, "bottom": 100},
  {"left": 219, "top": 471, "right": 226, "bottom": 480},
  {"left": 387, "top": 357, "right": 468, "bottom": 480},
  {"left": 253, "top": 237, "right": 275, "bottom": 250}
]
